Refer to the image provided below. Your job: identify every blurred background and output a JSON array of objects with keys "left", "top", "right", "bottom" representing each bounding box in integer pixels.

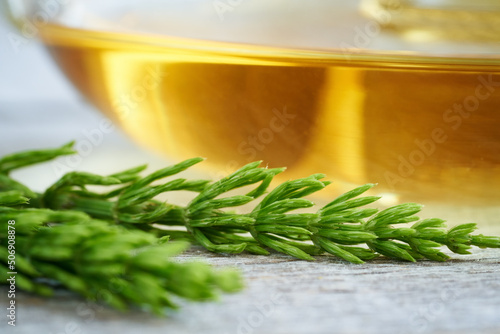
[
  {"left": 0, "top": 4, "right": 78, "bottom": 102},
  {"left": 0, "top": 3, "right": 171, "bottom": 193}
]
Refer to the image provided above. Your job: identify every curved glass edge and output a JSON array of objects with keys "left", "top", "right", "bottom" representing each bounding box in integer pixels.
[{"left": 40, "top": 23, "right": 500, "bottom": 71}]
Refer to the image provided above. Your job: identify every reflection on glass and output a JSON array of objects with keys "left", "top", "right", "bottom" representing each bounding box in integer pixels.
[{"left": 361, "top": 0, "right": 500, "bottom": 41}]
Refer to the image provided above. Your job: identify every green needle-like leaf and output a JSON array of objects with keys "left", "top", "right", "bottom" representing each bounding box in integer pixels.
[{"left": 0, "top": 141, "right": 75, "bottom": 174}]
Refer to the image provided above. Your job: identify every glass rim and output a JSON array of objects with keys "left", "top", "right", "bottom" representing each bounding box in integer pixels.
[{"left": 40, "top": 23, "right": 500, "bottom": 71}]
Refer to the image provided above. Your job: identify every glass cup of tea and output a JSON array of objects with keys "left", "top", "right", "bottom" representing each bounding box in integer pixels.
[{"left": 6, "top": 0, "right": 500, "bottom": 224}]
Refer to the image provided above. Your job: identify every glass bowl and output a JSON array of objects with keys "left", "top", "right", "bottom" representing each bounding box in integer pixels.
[{"left": 8, "top": 0, "right": 500, "bottom": 222}]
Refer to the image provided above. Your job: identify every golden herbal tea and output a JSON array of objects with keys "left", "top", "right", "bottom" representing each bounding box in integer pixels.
[{"left": 39, "top": 22, "right": 500, "bottom": 209}]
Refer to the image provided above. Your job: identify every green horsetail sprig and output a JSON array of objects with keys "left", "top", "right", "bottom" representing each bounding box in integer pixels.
[
  {"left": 3, "top": 142, "right": 500, "bottom": 264},
  {"left": 0, "top": 196, "right": 242, "bottom": 314},
  {"left": 1, "top": 142, "right": 500, "bottom": 312}
]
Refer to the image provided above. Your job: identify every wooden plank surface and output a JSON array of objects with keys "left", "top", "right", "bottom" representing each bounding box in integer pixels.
[{"left": 3, "top": 245, "right": 500, "bottom": 334}]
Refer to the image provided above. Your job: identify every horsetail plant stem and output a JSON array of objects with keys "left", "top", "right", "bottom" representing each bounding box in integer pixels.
[{"left": 1, "top": 142, "right": 499, "bottom": 313}]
